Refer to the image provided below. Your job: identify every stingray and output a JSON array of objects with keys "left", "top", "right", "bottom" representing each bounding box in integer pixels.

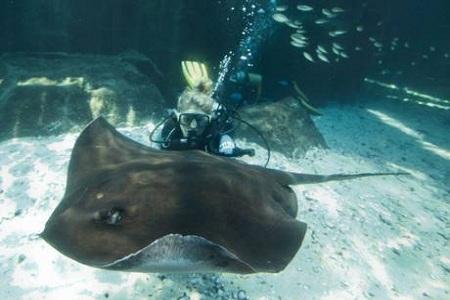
[{"left": 41, "top": 117, "right": 406, "bottom": 274}]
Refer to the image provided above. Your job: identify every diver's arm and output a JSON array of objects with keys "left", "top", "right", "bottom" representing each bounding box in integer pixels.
[
  {"left": 211, "top": 146, "right": 255, "bottom": 157},
  {"left": 230, "top": 147, "right": 255, "bottom": 157}
]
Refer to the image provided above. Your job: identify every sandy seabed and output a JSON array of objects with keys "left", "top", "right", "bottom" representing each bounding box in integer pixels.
[{"left": 0, "top": 97, "right": 449, "bottom": 300}]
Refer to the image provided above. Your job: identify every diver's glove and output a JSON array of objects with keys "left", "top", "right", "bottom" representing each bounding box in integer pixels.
[
  {"left": 242, "top": 148, "right": 255, "bottom": 157},
  {"left": 232, "top": 148, "right": 255, "bottom": 157}
]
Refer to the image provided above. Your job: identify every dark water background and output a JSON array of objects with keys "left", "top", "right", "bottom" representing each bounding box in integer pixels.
[
  {"left": 0, "top": 3, "right": 449, "bottom": 299},
  {"left": 0, "top": 0, "right": 449, "bottom": 105}
]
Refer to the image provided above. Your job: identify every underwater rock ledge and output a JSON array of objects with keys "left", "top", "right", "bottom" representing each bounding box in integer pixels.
[
  {"left": 236, "top": 97, "right": 327, "bottom": 158},
  {"left": 0, "top": 52, "right": 326, "bottom": 158},
  {"left": 0, "top": 52, "right": 165, "bottom": 140}
]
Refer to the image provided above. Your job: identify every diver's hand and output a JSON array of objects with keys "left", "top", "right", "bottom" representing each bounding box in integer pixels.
[
  {"left": 222, "top": 147, "right": 255, "bottom": 157},
  {"left": 242, "top": 148, "right": 255, "bottom": 157}
]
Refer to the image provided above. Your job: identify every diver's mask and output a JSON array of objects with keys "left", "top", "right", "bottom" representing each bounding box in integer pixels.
[{"left": 179, "top": 113, "right": 211, "bottom": 139}]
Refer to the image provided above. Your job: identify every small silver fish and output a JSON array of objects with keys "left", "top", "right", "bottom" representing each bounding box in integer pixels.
[
  {"left": 322, "top": 9, "right": 336, "bottom": 18},
  {"left": 315, "top": 19, "right": 329, "bottom": 25},
  {"left": 272, "top": 13, "right": 289, "bottom": 23},
  {"left": 356, "top": 26, "right": 364, "bottom": 32},
  {"left": 317, "top": 52, "right": 330, "bottom": 63},
  {"left": 331, "top": 7, "right": 345, "bottom": 13},
  {"left": 374, "top": 42, "right": 383, "bottom": 48},
  {"left": 290, "top": 40, "right": 308, "bottom": 48},
  {"left": 297, "top": 5, "right": 314, "bottom": 11},
  {"left": 276, "top": 5, "right": 288, "bottom": 12},
  {"left": 286, "top": 20, "right": 301, "bottom": 29},
  {"left": 332, "top": 42, "right": 344, "bottom": 50},
  {"left": 329, "top": 30, "right": 347, "bottom": 37},
  {"left": 291, "top": 33, "right": 307, "bottom": 42},
  {"left": 317, "top": 45, "right": 328, "bottom": 53},
  {"left": 303, "top": 51, "right": 315, "bottom": 62}
]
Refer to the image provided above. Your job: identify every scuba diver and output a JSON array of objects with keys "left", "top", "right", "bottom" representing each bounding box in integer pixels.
[
  {"left": 227, "top": 70, "right": 263, "bottom": 107},
  {"left": 151, "top": 61, "right": 255, "bottom": 158}
]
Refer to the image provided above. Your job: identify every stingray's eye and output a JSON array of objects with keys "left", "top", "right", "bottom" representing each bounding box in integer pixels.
[{"left": 94, "top": 207, "right": 125, "bottom": 225}]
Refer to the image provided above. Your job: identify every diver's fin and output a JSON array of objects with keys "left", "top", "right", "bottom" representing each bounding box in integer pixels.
[
  {"left": 292, "top": 81, "right": 322, "bottom": 115},
  {"left": 181, "top": 61, "right": 210, "bottom": 89},
  {"left": 181, "top": 61, "right": 195, "bottom": 88}
]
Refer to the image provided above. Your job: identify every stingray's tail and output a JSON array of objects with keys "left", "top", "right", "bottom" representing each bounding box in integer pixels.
[
  {"left": 250, "top": 165, "right": 409, "bottom": 186},
  {"left": 286, "top": 172, "right": 409, "bottom": 185}
]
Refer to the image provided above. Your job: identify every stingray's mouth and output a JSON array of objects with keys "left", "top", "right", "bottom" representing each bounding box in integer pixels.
[{"left": 100, "top": 233, "right": 255, "bottom": 274}]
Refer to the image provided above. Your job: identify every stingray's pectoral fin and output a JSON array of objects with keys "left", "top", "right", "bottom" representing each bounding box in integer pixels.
[
  {"left": 99, "top": 234, "right": 256, "bottom": 274},
  {"left": 286, "top": 171, "right": 410, "bottom": 185}
]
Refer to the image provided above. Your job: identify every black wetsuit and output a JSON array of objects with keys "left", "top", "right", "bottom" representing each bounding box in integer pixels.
[{"left": 159, "top": 114, "right": 254, "bottom": 157}]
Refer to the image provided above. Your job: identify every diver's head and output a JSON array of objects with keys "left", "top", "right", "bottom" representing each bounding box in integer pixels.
[{"left": 177, "top": 89, "right": 216, "bottom": 138}]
